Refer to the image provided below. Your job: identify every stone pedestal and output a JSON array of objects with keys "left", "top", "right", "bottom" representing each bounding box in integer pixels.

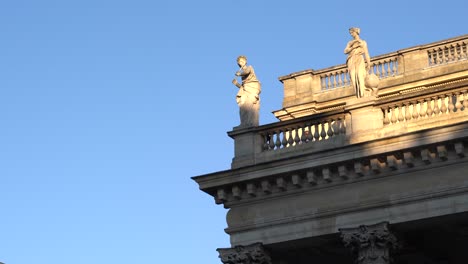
[
  {"left": 340, "top": 222, "right": 398, "bottom": 264},
  {"left": 345, "top": 96, "right": 383, "bottom": 133},
  {"left": 228, "top": 128, "right": 264, "bottom": 169},
  {"left": 217, "top": 243, "right": 272, "bottom": 264}
]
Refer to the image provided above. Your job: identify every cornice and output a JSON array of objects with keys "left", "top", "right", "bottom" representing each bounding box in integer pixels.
[{"left": 193, "top": 122, "right": 468, "bottom": 208}]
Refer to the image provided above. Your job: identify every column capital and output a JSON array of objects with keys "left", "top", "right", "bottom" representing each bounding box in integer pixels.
[
  {"left": 217, "top": 242, "right": 272, "bottom": 264},
  {"left": 339, "top": 222, "right": 399, "bottom": 264}
]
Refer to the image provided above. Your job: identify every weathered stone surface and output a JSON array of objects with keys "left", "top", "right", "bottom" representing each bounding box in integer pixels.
[
  {"left": 194, "top": 34, "right": 468, "bottom": 263},
  {"left": 217, "top": 243, "right": 271, "bottom": 264},
  {"left": 340, "top": 222, "right": 398, "bottom": 264}
]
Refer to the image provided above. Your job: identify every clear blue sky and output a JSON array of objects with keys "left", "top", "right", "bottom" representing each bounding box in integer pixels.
[{"left": 0, "top": 1, "right": 466, "bottom": 264}]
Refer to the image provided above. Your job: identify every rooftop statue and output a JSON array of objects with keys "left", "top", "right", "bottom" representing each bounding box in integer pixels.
[
  {"left": 344, "top": 27, "right": 379, "bottom": 98},
  {"left": 232, "top": 55, "right": 261, "bottom": 128}
]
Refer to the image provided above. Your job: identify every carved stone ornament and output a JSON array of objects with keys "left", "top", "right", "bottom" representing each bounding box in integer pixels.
[
  {"left": 339, "top": 222, "right": 399, "bottom": 264},
  {"left": 217, "top": 242, "right": 272, "bottom": 264}
]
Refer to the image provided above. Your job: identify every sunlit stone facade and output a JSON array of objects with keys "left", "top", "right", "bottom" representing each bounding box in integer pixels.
[{"left": 193, "top": 35, "right": 468, "bottom": 264}]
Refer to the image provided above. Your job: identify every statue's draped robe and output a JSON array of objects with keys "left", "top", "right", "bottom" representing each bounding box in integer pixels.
[
  {"left": 236, "top": 65, "right": 261, "bottom": 127},
  {"left": 346, "top": 40, "right": 369, "bottom": 98}
]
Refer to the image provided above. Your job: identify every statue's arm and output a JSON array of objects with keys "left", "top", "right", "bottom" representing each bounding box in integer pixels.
[
  {"left": 344, "top": 40, "right": 355, "bottom": 54},
  {"left": 238, "top": 65, "right": 252, "bottom": 76},
  {"left": 362, "top": 41, "right": 371, "bottom": 70},
  {"left": 232, "top": 79, "right": 242, "bottom": 88}
]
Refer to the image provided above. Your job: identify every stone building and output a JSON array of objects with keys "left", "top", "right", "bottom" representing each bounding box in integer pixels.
[{"left": 193, "top": 34, "right": 468, "bottom": 264}]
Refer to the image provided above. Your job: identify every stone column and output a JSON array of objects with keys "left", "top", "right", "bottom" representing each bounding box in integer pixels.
[
  {"left": 339, "top": 222, "right": 399, "bottom": 264},
  {"left": 217, "top": 242, "right": 272, "bottom": 264}
]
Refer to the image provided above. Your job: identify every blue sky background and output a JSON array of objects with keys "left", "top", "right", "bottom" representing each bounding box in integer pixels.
[{"left": 0, "top": 1, "right": 466, "bottom": 264}]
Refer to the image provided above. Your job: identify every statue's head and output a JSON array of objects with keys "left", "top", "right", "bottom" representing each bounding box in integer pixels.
[
  {"left": 349, "top": 27, "right": 360, "bottom": 35},
  {"left": 237, "top": 55, "right": 247, "bottom": 67}
]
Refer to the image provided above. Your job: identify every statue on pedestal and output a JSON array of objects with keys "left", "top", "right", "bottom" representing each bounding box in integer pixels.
[
  {"left": 232, "top": 55, "right": 261, "bottom": 128},
  {"left": 344, "top": 27, "right": 379, "bottom": 98}
]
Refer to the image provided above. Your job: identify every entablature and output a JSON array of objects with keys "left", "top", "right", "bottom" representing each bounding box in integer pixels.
[{"left": 193, "top": 122, "right": 468, "bottom": 209}]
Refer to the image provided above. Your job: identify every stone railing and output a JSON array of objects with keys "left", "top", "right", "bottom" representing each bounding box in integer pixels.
[
  {"left": 232, "top": 35, "right": 468, "bottom": 168},
  {"left": 320, "top": 55, "right": 400, "bottom": 90},
  {"left": 260, "top": 112, "right": 346, "bottom": 151},
  {"left": 427, "top": 38, "right": 467, "bottom": 66},
  {"left": 278, "top": 35, "right": 468, "bottom": 119},
  {"left": 381, "top": 89, "right": 468, "bottom": 126}
]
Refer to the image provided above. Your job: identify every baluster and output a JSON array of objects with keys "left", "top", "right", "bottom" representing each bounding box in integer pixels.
[
  {"left": 294, "top": 126, "right": 301, "bottom": 145},
  {"left": 438, "top": 48, "right": 443, "bottom": 64},
  {"left": 450, "top": 45, "right": 456, "bottom": 61},
  {"left": 432, "top": 96, "right": 440, "bottom": 115},
  {"left": 455, "top": 92, "right": 462, "bottom": 112},
  {"left": 460, "top": 43, "right": 464, "bottom": 60},
  {"left": 455, "top": 43, "right": 461, "bottom": 60},
  {"left": 321, "top": 75, "right": 327, "bottom": 90},
  {"left": 340, "top": 118, "right": 346, "bottom": 134},
  {"left": 383, "top": 106, "right": 390, "bottom": 125},
  {"left": 337, "top": 71, "right": 343, "bottom": 87},
  {"left": 268, "top": 131, "right": 276, "bottom": 150},
  {"left": 275, "top": 130, "right": 282, "bottom": 149},
  {"left": 412, "top": 101, "right": 419, "bottom": 120},
  {"left": 262, "top": 133, "right": 268, "bottom": 150},
  {"left": 404, "top": 103, "right": 411, "bottom": 121},
  {"left": 448, "top": 93, "right": 455, "bottom": 113},
  {"left": 332, "top": 73, "right": 338, "bottom": 88},
  {"left": 307, "top": 124, "right": 313, "bottom": 142},
  {"left": 390, "top": 106, "right": 398, "bottom": 124},
  {"left": 392, "top": 58, "right": 397, "bottom": 76},
  {"left": 343, "top": 71, "right": 348, "bottom": 87},
  {"left": 281, "top": 129, "right": 288, "bottom": 148},
  {"left": 418, "top": 99, "right": 425, "bottom": 118},
  {"left": 446, "top": 46, "right": 451, "bottom": 62},
  {"left": 327, "top": 119, "right": 334, "bottom": 138},
  {"left": 320, "top": 122, "right": 327, "bottom": 140},
  {"left": 398, "top": 103, "right": 404, "bottom": 122},
  {"left": 313, "top": 123, "right": 320, "bottom": 141},
  {"left": 287, "top": 129, "right": 294, "bottom": 146},
  {"left": 440, "top": 95, "right": 448, "bottom": 114},
  {"left": 384, "top": 60, "right": 390, "bottom": 77},
  {"left": 300, "top": 126, "right": 306, "bottom": 143},
  {"left": 428, "top": 50, "right": 433, "bottom": 66},
  {"left": 462, "top": 42, "right": 466, "bottom": 59},
  {"left": 373, "top": 62, "right": 379, "bottom": 77},
  {"left": 463, "top": 90, "right": 468, "bottom": 111},
  {"left": 443, "top": 47, "right": 449, "bottom": 63},
  {"left": 434, "top": 49, "right": 439, "bottom": 64},
  {"left": 327, "top": 73, "right": 333, "bottom": 89},
  {"left": 426, "top": 98, "right": 433, "bottom": 117},
  {"left": 377, "top": 62, "right": 383, "bottom": 78}
]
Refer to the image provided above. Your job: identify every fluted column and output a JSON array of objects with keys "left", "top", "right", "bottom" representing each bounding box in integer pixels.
[
  {"left": 339, "top": 222, "right": 399, "bottom": 264},
  {"left": 217, "top": 242, "right": 272, "bottom": 264}
]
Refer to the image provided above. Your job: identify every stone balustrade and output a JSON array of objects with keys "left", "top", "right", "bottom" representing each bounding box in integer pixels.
[
  {"left": 229, "top": 35, "right": 468, "bottom": 168},
  {"left": 381, "top": 89, "right": 468, "bottom": 125},
  {"left": 320, "top": 54, "right": 400, "bottom": 91},
  {"left": 427, "top": 38, "right": 467, "bottom": 66},
  {"left": 260, "top": 113, "right": 346, "bottom": 151},
  {"left": 277, "top": 35, "right": 468, "bottom": 120}
]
